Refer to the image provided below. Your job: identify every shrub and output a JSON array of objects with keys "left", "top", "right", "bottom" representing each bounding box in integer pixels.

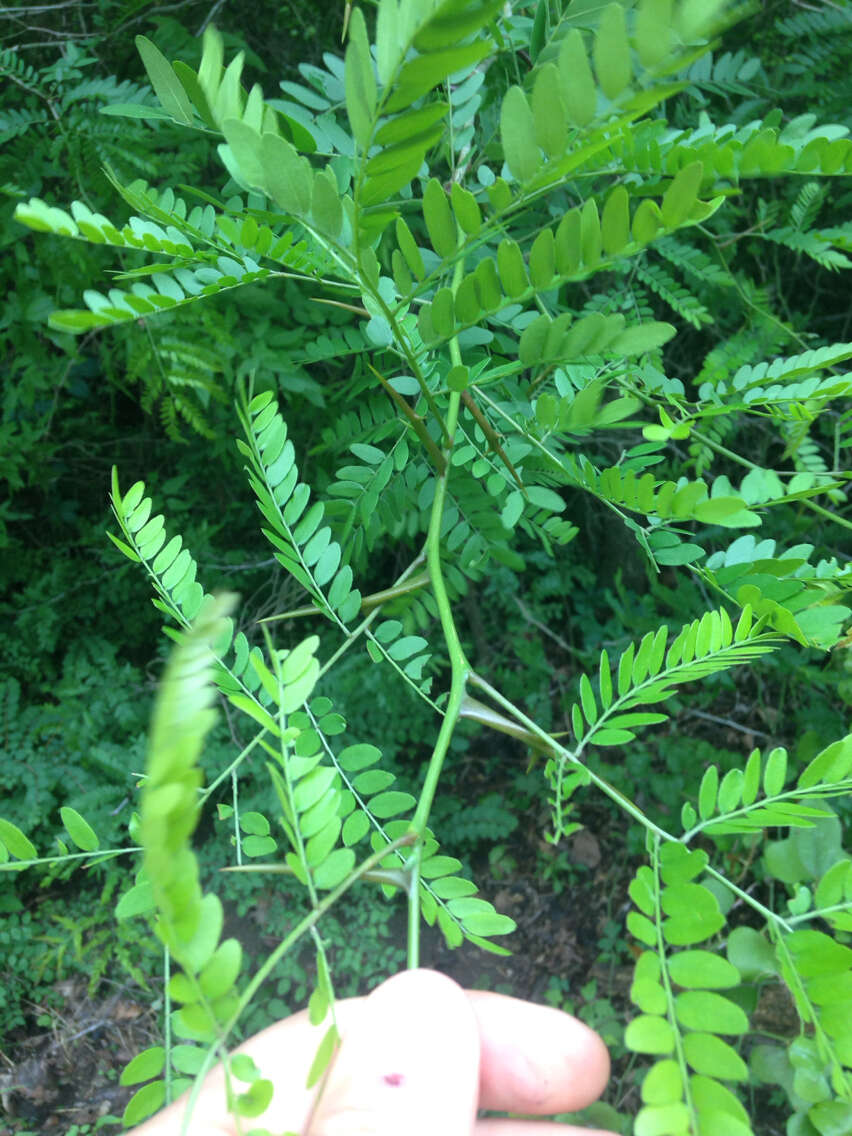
[{"left": 6, "top": 3, "right": 852, "bottom": 1133}]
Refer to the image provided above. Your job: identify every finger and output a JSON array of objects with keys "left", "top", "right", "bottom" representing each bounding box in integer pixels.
[
  {"left": 128, "top": 982, "right": 613, "bottom": 1136},
  {"left": 467, "top": 991, "right": 611, "bottom": 1115},
  {"left": 306, "top": 968, "right": 479, "bottom": 1136},
  {"left": 125, "top": 1008, "right": 332, "bottom": 1136}
]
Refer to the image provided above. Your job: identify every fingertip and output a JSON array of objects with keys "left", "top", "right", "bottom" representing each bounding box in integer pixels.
[
  {"left": 469, "top": 991, "right": 612, "bottom": 1115},
  {"left": 307, "top": 969, "right": 480, "bottom": 1136}
]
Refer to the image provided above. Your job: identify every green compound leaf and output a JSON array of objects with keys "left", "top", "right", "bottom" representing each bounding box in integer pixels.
[
  {"left": 385, "top": 41, "right": 493, "bottom": 114},
  {"left": 135, "top": 36, "right": 194, "bottom": 125},
  {"left": 422, "top": 177, "right": 457, "bottom": 259},
  {"left": 311, "top": 168, "right": 343, "bottom": 238},
  {"left": 497, "top": 239, "right": 528, "bottom": 297},
  {"left": 199, "top": 938, "right": 243, "bottom": 1000},
  {"left": 667, "top": 950, "right": 740, "bottom": 989},
  {"left": 594, "top": 4, "right": 632, "bottom": 101},
  {"left": 690, "top": 1076, "right": 752, "bottom": 1133},
  {"left": 625, "top": 1014, "right": 676, "bottom": 1055},
  {"left": 230, "top": 1054, "right": 261, "bottom": 1083},
  {"left": 170, "top": 1045, "right": 207, "bottom": 1075},
  {"left": 673, "top": 990, "right": 748, "bottom": 1034},
  {"left": 344, "top": 7, "right": 376, "bottom": 149},
  {"left": 59, "top": 806, "right": 100, "bottom": 853},
  {"left": 306, "top": 1024, "right": 339, "bottom": 1090},
  {"left": 662, "top": 161, "right": 705, "bottom": 228},
  {"left": 763, "top": 746, "right": 788, "bottom": 796},
  {"left": 785, "top": 928, "right": 852, "bottom": 978},
  {"left": 234, "top": 1077, "right": 274, "bottom": 1117},
  {"left": 641, "top": 1058, "right": 683, "bottom": 1105},
  {"left": 178, "top": 892, "right": 225, "bottom": 976},
  {"left": 636, "top": 0, "right": 674, "bottom": 68},
  {"left": 120, "top": 1045, "right": 166, "bottom": 1086},
  {"left": 122, "top": 1080, "right": 167, "bottom": 1127},
  {"left": 558, "top": 30, "right": 596, "bottom": 126},
  {"left": 501, "top": 85, "right": 541, "bottom": 182},
  {"left": 660, "top": 845, "right": 707, "bottom": 886},
  {"left": 17, "top": 18, "right": 852, "bottom": 1136},
  {"left": 682, "top": 1033, "right": 748, "bottom": 1081},
  {"left": 532, "top": 64, "right": 567, "bottom": 158},
  {"left": 450, "top": 183, "right": 481, "bottom": 235},
  {"left": 411, "top": 0, "right": 504, "bottom": 52},
  {"left": 698, "top": 764, "right": 718, "bottom": 820},
  {"left": 368, "top": 790, "right": 417, "bottom": 819},
  {"left": 141, "top": 593, "right": 236, "bottom": 977},
  {"left": 727, "top": 927, "right": 778, "bottom": 980},
  {"left": 661, "top": 882, "right": 725, "bottom": 945},
  {"left": 0, "top": 818, "right": 37, "bottom": 862},
  {"left": 798, "top": 734, "right": 852, "bottom": 790},
  {"left": 635, "top": 1102, "right": 691, "bottom": 1135},
  {"left": 611, "top": 321, "right": 676, "bottom": 356},
  {"left": 601, "top": 185, "right": 630, "bottom": 255},
  {"left": 115, "top": 880, "right": 156, "bottom": 921},
  {"left": 312, "top": 847, "right": 356, "bottom": 890},
  {"left": 261, "top": 132, "right": 313, "bottom": 215}
]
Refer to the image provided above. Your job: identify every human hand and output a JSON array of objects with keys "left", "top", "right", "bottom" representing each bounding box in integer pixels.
[{"left": 129, "top": 968, "right": 617, "bottom": 1135}]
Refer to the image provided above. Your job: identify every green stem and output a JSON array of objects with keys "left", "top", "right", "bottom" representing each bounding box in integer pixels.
[
  {"left": 803, "top": 496, "right": 852, "bottom": 532},
  {"left": 771, "top": 926, "right": 851, "bottom": 1095},
  {"left": 163, "top": 947, "right": 173, "bottom": 1103},
  {"left": 369, "top": 363, "right": 448, "bottom": 472},
  {"left": 200, "top": 729, "right": 267, "bottom": 805},
  {"left": 460, "top": 387, "right": 527, "bottom": 494},
  {"left": 690, "top": 427, "right": 764, "bottom": 472},
  {"left": 413, "top": 389, "right": 468, "bottom": 836},
  {"left": 468, "top": 672, "right": 674, "bottom": 843},
  {"left": 469, "top": 673, "right": 806, "bottom": 933},
  {"left": 407, "top": 389, "right": 469, "bottom": 968},
  {"left": 704, "top": 864, "right": 792, "bottom": 934},
  {"left": 786, "top": 900, "right": 852, "bottom": 927},
  {"left": 407, "top": 243, "right": 471, "bottom": 968},
  {"left": 0, "top": 847, "right": 139, "bottom": 872},
  {"left": 359, "top": 568, "right": 430, "bottom": 610}
]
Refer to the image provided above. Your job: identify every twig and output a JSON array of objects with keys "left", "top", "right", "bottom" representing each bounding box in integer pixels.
[
  {"left": 0, "top": 0, "right": 92, "bottom": 11},
  {"left": 511, "top": 593, "right": 585, "bottom": 660},
  {"left": 681, "top": 707, "right": 771, "bottom": 740},
  {"left": 197, "top": 0, "right": 227, "bottom": 35}
]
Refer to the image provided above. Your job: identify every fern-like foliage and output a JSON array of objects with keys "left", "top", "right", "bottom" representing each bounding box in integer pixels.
[
  {"left": 625, "top": 734, "right": 852, "bottom": 1136},
  {"left": 237, "top": 388, "right": 440, "bottom": 696},
  {"left": 627, "top": 841, "right": 754, "bottom": 1136},
  {"left": 569, "top": 608, "right": 778, "bottom": 751},
  {"left": 699, "top": 535, "right": 852, "bottom": 649},
  {"left": 633, "top": 257, "right": 715, "bottom": 329},
  {"left": 237, "top": 389, "right": 364, "bottom": 626},
  {"left": 106, "top": 452, "right": 514, "bottom": 957}
]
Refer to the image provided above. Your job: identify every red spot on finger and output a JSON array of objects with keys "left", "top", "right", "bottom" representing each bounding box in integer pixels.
[{"left": 382, "top": 1072, "right": 405, "bottom": 1087}]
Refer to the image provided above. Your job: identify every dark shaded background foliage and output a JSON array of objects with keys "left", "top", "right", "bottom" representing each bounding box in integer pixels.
[{"left": 1, "top": 1, "right": 851, "bottom": 1132}]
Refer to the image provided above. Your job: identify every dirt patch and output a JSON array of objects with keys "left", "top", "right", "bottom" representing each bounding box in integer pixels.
[{"left": 1, "top": 979, "right": 157, "bottom": 1133}]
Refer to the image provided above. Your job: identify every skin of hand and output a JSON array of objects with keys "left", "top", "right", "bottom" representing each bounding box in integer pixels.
[{"left": 129, "top": 968, "right": 618, "bottom": 1136}]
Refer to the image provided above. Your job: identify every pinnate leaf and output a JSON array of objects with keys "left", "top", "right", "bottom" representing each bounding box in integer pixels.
[
  {"left": 625, "top": 1014, "right": 675, "bottom": 1054},
  {"left": 0, "top": 819, "right": 37, "bottom": 861}
]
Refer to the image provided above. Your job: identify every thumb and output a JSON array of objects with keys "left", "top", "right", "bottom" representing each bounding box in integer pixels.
[{"left": 306, "top": 969, "right": 480, "bottom": 1136}]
